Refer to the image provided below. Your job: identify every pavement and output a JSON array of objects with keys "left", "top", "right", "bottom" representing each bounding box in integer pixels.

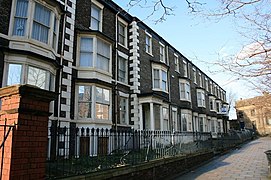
[{"left": 175, "top": 137, "right": 271, "bottom": 180}]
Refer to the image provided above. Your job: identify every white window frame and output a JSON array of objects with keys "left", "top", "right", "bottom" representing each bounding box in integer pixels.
[
  {"left": 152, "top": 64, "right": 168, "bottom": 92},
  {"left": 205, "top": 77, "right": 209, "bottom": 92},
  {"left": 210, "top": 82, "right": 213, "bottom": 94},
  {"left": 193, "top": 68, "right": 197, "bottom": 84},
  {"left": 174, "top": 53, "right": 179, "bottom": 72},
  {"left": 119, "top": 92, "right": 129, "bottom": 125},
  {"left": 10, "top": 0, "right": 60, "bottom": 51},
  {"left": 197, "top": 89, "right": 206, "bottom": 107},
  {"left": 199, "top": 73, "right": 202, "bottom": 87},
  {"left": 77, "top": 35, "right": 112, "bottom": 73},
  {"left": 179, "top": 79, "right": 191, "bottom": 102},
  {"left": 159, "top": 42, "right": 165, "bottom": 63},
  {"left": 90, "top": 0, "right": 103, "bottom": 31},
  {"left": 216, "top": 100, "right": 222, "bottom": 113},
  {"left": 117, "top": 51, "right": 128, "bottom": 84},
  {"left": 145, "top": 31, "right": 152, "bottom": 55},
  {"left": 172, "top": 107, "right": 178, "bottom": 131},
  {"left": 163, "top": 107, "right": 169, "bottom": 131},
  {"left": 209, "top": 96, "right": 216, "bottom": 112},
  {"left": 117, "top": 18, "right": 128, "bottom": 48},
  {"left": 76, "top": 84, "right": 111, "bottom": 121},
  {"left": 181, "top": 110, "right": 192, "bottom": 132},
  {"left": 3, "top": 56, "right": 56, "bottom": 91},
  {"left": 183, "top": 60, "right": 188, "bottom": 77}
]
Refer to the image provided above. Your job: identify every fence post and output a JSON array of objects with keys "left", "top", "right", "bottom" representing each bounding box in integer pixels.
[{"left": 0, "top": 85, "right": 57, "bottom": 180}]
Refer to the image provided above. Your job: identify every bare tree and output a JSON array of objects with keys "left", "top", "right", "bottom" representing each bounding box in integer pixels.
[{"left": 126, "top": 0, "right": 271, "bottom": 93}]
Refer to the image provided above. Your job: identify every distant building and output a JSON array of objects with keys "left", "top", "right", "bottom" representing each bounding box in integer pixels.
[{"left": 235, "top": 93, "right": 271, "bottom": 135}]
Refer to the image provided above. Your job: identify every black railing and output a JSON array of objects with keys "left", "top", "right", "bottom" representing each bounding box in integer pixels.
[{"left": 46, "top": 124, "right": 253, "bottom": 179}]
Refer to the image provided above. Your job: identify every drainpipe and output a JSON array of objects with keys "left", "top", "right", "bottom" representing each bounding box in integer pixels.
[{"left": 57, "top": 1, "right": 68, "bottom": 127}]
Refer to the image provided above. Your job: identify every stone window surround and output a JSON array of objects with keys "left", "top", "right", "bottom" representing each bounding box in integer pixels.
[{"left": 9, "top": 0, "right": 61, "bottom": 57}]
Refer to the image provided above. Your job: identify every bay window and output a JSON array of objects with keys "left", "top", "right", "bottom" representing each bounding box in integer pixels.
[
  {"left": 12, "top": 0, "right": 59, "bottom": 49},
  {"left": 152, "top": 65, "right": 168, "bottom": 92},
  {"left": 197, "top": 89, "right": 206, "bottom": 107},
  {"left": 179, "top": 79, "right": 191, "bottom": 101},
  {"left": 78, "top": 36, "right": 111, "bottom": 72},
  {"left": 77, "top": 85, "right": 110, "bottom": 120},
  {"left": 6, "top": 63, "right": 54, "bottom": 91}
]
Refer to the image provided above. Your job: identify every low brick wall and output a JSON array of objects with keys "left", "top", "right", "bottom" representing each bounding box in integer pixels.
[{"left": 63, "top": 151, "right": 214, "bottom": 180}]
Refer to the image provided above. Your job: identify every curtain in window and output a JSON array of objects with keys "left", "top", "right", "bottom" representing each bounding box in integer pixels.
[
  {"left": 97, "top": 39, "right": 110, "bottom": 71},
  {"left": 13, "top": 0, "right": 28, "bottom": 36},
  {"left": 91, "top": 5, "right": 100, "bottom": 30},
  {"left": 153, "top": 69, "right": 160, "bottom": 88},
  {"left": 32, "top": 3, "right": 51, "bottom": 43},
  {"left": 7, "top": 64, "right": 22, "bottom": 85},
  {"left": 80, "top": 38, "right": 93, "bottom": 67}
]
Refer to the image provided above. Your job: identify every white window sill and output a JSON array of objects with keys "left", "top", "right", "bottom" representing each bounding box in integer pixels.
[{"left": 152, "top": 88, "right": 168, "bottom": 93}]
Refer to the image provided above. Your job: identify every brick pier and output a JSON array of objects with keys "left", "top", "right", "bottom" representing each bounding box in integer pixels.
[{"left": 0, "top": 85, "right": 57, "bottom": 180}]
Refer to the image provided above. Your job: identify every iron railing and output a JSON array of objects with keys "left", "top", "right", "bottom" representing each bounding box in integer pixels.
[{"left": 46, "top": 124, "right": 253, "bottom": 179}]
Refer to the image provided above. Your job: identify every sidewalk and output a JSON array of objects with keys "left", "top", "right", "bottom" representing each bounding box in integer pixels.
[{"left": 175, "top": 137, "right": 271, "bottom": 180}]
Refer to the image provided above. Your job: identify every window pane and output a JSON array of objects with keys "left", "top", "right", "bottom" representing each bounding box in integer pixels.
[
  {"left": 91, "top": 5, "right": 100, "bottom": 30},
  {"left": 97, "top": 39, "right": 110, "bottom": 71},
  {"left": 97, "top": 39, "right": 110, "bottom": 58},
  {"left": 96, "top": 103, "right": 109, "bottom": 120},
  {"left": 96, "top": 87, "right": 109, "bottom": 103},
  {"left": 78, "top": 86, "right": 91, "bottom": 101},
  {"left": 32, "top": 3, "right": 51, "bottom": 43},
  {"left": 153, "top": 69, "right": 160, "bottom": 88},
  {"left": 7, "top": 64, "right": 22, "bottom": 85},
  {"left": 78, "top": 102, "right": 91, "bottom": 118},
  {"left": 119, "top": 97, "right": 127, "bottom": 124},
  {"left": 80, "top": 38, "right": 93, "bottom": 67},
  {"left": 13, "top": 0, "right": 28, "bottom": 36},
  {"left": 162, "top": 71, "right": 167, "bottom": 90},
  {"left": 27, "top": 66, "right": 46, "bottom": 89},
  {"left": 118, "top": 56, "right": 127, "bottom": 83},
  {"left": 118, "top": 22, "right": 125, "bottom": 45}
]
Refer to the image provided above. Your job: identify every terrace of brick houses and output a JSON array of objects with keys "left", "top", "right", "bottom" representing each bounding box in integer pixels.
[{"left": 0, "top": 85, "right": 255, "bottom": 179}]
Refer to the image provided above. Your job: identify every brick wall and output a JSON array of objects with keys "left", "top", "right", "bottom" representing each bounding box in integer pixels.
[
  {"left": 0, "top": 85, "right": 57, "bottom": 179},
  {"left": 0, "top": 0, "right": 12, "bottom": 35}
]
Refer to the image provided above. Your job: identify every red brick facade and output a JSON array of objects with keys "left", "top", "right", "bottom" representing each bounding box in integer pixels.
[{"left": 0, "top": 85, "right": 57, "bottom": 179}]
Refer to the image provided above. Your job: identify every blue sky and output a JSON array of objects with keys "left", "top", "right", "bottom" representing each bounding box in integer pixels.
[{"left": 113, "top": 0, "right": 258, "bottom": 118}]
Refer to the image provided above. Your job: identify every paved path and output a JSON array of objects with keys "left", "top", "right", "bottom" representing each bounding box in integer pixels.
[{"left": 175, "top": 137, "right": 271, "bottom": 180}]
